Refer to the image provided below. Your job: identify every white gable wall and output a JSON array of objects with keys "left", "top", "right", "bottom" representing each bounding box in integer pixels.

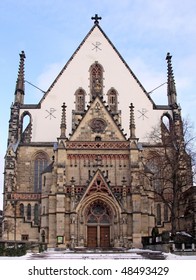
[{"left": 20, "top": 26, "right": 172, "bottom": 142}]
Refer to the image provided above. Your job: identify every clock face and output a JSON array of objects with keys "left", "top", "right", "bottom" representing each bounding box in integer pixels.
[{"left": 89, "top": 118, "right": 107, "bottom": 133}]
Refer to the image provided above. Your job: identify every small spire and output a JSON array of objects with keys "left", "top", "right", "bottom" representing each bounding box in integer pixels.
[
  {"left": 60, "top": 102, "right": 67, "bottom": 138},
  {"left": 91, "top": 14, "right": 102, "bottom": 25},
  {"left": 166, "top": 52, "right": 177, "bottom": 106},
  {"left": 15, "top": 51, "right": 26, "bottom": 104},
  {"left": 129, "top": 103, "right": 136, "bottom": 138}
]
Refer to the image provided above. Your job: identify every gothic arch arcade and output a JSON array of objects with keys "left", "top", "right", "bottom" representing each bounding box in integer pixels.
[{"left": 76, "top": 194, "right": 121, "bottom": 248}]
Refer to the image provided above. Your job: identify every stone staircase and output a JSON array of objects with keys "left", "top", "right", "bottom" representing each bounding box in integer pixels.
[{"left": 26, "top": 248, "right": 166, "bottom": 260}]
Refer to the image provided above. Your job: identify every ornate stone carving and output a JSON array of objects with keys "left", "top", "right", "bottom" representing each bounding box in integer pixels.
[
  {"left": 66, "top": 141, "right": 129, "bottom": 149},
  {"left": 89, "top": 118, "right": 107, "bottom": 133}
]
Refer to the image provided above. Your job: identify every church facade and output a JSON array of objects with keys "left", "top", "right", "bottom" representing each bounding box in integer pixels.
[{"left": 2, "top": 16, "right": 195, "bottom": 249}]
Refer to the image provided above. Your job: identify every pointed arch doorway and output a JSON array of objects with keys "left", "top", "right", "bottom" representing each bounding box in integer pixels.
[{"left": 86, "top": 200, "right": 111, "bottom": 248}]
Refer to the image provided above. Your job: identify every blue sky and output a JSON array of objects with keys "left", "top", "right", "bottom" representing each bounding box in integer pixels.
[{"left": 0, "top": 0, "right": 196, "bottom": 209}]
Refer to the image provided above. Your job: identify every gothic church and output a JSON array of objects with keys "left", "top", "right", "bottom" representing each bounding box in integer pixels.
[{"left": 2, "top": 15, "right": 195, "bottom": 249}]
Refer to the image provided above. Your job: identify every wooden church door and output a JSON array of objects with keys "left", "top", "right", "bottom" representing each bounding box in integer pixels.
[
  {"left": 87, "top": 226, "right": 97, "bottom": 247},
  {"left": 100, "top": 226, "right": 110, "bottom": 247},
  {"left": 86, "top": 200, "right": 111, "bottom": 248}
]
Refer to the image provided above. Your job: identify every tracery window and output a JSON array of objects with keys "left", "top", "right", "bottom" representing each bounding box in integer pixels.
[
  {"left": 34, "top": 153, "right": 49, "bottom": 193},
  {"left": 90, "top": 62, "right": 103, "bottom": 99},
  {"left": 107, "top": 88, "right": 118, "bottom": 112},
  {"left": 87, "top": 201, "right": 111, "bottom": 224},
  {"left": 75, "top": 88, "right": 85, "bottom": 112},
  {"left": 41, "top": 230, "right": 46, "bottom": 243},
  {"left": 34, "top": 203, "right": 39, "bottom": 225},
  {"left": 27, "top": 203, "right": 31, "bottom": 220},
  {"left": 164, "top": 204, "right": 169, "bottom": 222},
  {"left": 19, "top": 203, "right": 24, "bottom": 217},
  {"left": 156, "top": 204, "right": 162, "bottom": 226}
]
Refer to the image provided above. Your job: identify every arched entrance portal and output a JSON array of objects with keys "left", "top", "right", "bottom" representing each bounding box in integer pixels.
[{"left": 86, "top": 200, "right": 112, "bottom": 248}]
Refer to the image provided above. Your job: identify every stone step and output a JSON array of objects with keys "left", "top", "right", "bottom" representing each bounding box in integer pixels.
[{"left": 25, "top": 249, "right": 166, "bottom": 260}]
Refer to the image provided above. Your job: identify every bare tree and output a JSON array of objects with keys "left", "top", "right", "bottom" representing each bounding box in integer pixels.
[{"left": 142, "top": 117, "right": 196, "bottom": 236}]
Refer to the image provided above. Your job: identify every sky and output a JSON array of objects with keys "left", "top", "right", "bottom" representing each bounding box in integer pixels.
[{"left": 0, "top": 0, "right": 196, "bottom": 210}]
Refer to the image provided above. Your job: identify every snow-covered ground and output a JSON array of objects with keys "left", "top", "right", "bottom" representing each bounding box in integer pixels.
[
  {"left": 1, "top": 250, "right": 195, "bottom": 280},
  {"left": 0, "top": 248, "right": 196, "bottom": 260}
]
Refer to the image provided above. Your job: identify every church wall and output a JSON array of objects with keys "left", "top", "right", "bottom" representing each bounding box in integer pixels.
[
  {"left": 16, "top": 145, "right": 53, "bottom": 192},
  {"left": 17, "top": 219, "right": 39, "bottom": 242},
  {"left": 65, "top": 152, "right": 130, "bottom": 186},
  {"left": 47, "top": 195, "right": 57, "bottom": 247}
]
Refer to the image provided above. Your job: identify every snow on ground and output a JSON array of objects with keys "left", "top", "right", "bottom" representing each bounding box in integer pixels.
[
  {"left": 0, "top": 249, "right": 196, "bottom": 260},
  {"left": 164, "top": 252, "right": 196, "bottom": 260}
]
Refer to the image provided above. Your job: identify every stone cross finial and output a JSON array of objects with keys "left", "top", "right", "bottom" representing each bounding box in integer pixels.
[{"left": 91, "top": 14, "right": 102, "bottom": 24}]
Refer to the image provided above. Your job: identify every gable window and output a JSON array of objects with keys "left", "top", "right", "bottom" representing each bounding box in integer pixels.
[
  {"left": 107, "top": 88, "right": 118, "bottom": 112},
  {"left": 75, "top": 88, "right": 85, "bottom": 112},
  {"left": 90, "top": 62, "right": 103, "bottom": 99}
]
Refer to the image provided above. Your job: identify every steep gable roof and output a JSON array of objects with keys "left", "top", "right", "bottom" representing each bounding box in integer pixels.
[{"left": 38, "top": 23, "right": 155, "bottom": 107}]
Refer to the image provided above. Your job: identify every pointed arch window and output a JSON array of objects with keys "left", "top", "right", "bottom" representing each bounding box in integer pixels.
[
  {"left": 34, "top": 203, "right": 39, "bottom": 225},
  {"left": 27, "top": 203, "right": 31, "bottom": 220},
  {"left": 107, "top": 88, "right": 118, "bottom": 112},
  {"left": 20, "top": 111, "right": 32, "bottom": 143},
  {"left": 90, "top": 62, "right": 103, "bottom": 99},
  {"left": 156, "top": 204, "right": 162, "bottom": 226},
  {"left": 87, "top": 201, "right": 111, "bottom": 224},
  {"left": 19, "top": 203, "right": 24, "bottom": 217},
  {"left": 41, "top": 230, "right": 46, "bottom": 243},
  {"left": 161, "top": 113, "right": 173, "bottom": 134},
  {"left": 75, "top": 88, "right": 85, "bottom": 112},
  {"left": 164, "top": 204, "right": 169, "bottom": 222},
  {"left": 34, "top": 153, "right": 49, "bottom": 193}
]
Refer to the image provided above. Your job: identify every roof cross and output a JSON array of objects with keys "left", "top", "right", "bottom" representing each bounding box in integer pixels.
[{"left": 91, "top": 14, "right": 102, "bottom": 25}]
